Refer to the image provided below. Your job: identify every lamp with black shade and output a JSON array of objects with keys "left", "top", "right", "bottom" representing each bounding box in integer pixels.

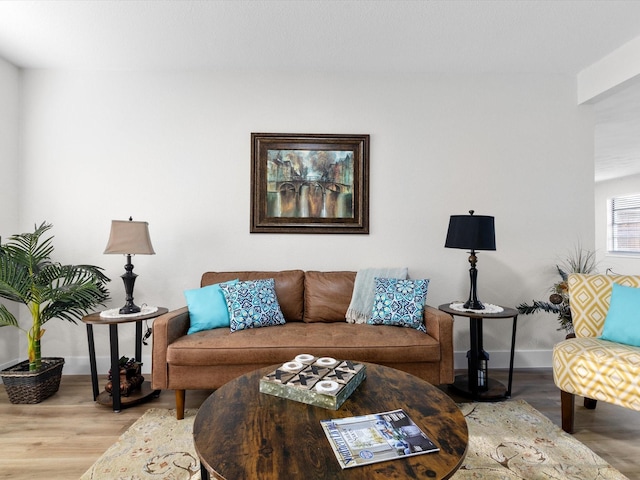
[
  {"left": 444, "top": 210, "right": 496, "bottom": 310},
  {"left": 104, "top": 217, "right": 155, "bottom": 315}
]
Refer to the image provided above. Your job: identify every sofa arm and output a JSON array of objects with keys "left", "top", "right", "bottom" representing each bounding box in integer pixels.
[
  {"left": 151, "top": 306, "right": 190, "bottom": 390},
  {"left": 424, "top": 305, "right": 455, "bottom": 384}
]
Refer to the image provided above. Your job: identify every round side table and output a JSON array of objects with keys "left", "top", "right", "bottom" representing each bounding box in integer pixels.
[
  {"left": 81, "top": 307, "right": 168, "bottom": 412},
  {"left": 439, "top": 303, "right": 519, "bottom": 401}
]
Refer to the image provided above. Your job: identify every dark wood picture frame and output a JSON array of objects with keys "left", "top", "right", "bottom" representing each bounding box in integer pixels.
[{"left": 251, "top": 133, "right": 370, "bottom": 234}]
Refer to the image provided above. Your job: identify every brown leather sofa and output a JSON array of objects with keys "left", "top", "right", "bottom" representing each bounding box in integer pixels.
[{"left": 152, "top": 270, "right": 454, "bottom": 419}]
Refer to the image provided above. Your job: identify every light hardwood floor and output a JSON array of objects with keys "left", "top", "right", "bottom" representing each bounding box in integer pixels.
[{"left": 0, "top": 369, "right": 638, "bottom": 479}]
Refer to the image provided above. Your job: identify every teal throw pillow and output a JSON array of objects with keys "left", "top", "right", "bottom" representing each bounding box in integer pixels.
[
  {"left": 185, "top": 280, "right": 238, "bottom": 334},
  {"left": 220, "top": 278, "right": 286, "bottom": 333},
  {"left": 367, "top": 277, "right": 429, "bottom": 333},
  {"left": 601, "top": 282, "right": 640, "bottom": 347}
]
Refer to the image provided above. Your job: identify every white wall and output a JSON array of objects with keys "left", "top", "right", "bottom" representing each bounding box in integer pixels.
[
  {"left": 12, "top": 70, "right": 594, "bottom": 375},
  {"left": 595, "top": 173, "right": 640, "bottom": 273},
  {"left": 0, "top": 58, "right": 20, "bottom": 371}
]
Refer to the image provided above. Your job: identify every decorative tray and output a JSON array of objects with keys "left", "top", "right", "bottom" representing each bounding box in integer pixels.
[{"left": 259, "top": 354, "right": 366, "bottom": 410}]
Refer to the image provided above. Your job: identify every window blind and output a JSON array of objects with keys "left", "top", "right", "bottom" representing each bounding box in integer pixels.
[{"left": 609, "top": 193, "right": 640, "bottom": 254}]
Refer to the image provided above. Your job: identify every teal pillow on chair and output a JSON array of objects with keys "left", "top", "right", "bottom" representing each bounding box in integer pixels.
[
  {"left": 185, "top": 280, "right": 238, "bottom": 334},
  {"left": 601, "top": 283, "right": 640, "bottom": 347}
]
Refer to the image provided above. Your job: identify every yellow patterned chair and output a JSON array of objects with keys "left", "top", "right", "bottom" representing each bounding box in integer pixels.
[{"left": 553, "top": 273, "right": 640, "bottom": 433}]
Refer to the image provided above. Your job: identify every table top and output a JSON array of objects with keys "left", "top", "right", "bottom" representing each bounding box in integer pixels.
[
  {"left": 193, "top": 362, "right": 468, "bottom": 480},
  {"left": 81, "top": 307, "right": 168, "bottom": 325},
  {"left": 439, "top": 303, "right": 518, "bottom": 319}
]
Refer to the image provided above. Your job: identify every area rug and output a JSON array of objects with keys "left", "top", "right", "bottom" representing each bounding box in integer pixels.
[{"left": 81, "top": 400, "right": 627, "bottom": 480}]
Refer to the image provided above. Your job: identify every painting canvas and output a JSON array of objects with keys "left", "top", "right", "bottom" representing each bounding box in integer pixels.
[
  {"left": 266, "top": 148, "right": 354, "bottom": 219},
  {"left": 251, "top": 133, "right": 369, "bottom": 234}
]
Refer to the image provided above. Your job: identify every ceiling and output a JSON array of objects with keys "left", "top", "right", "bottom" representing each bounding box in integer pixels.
[
  {"left": 2, "top": 0, "right": 640, "bottom": 73},
  {"left": 595, "top": 82, "right": 640, "bottom": 182},
  {"left": 0, "top": 0, "right": 639, "bottom": 180}
]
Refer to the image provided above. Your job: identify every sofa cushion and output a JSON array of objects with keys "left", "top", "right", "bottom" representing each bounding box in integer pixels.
[
  {"left": 304, "top": 271, "right": 356, "bottom": 323},
  {"left": 601, "top": 283, "right": 640, "bottom": 347},
  {"left": 220, "top": 278, "right": 286, "bottom": 332},
  {"left": 185, "top": 280, "right": 238, "bottom": 334},
  {"left": 201, "top": 270, "right": 304, "bottom": 321},
  {"left": 167, "top": 322, "right": 441, "bottom": 366},
  {"left": 368, "top": 277, "right": 429, "bottom": 332}
]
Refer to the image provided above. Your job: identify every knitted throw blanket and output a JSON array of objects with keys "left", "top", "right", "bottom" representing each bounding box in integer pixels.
[{"left": 345, "top": 267, "right": 408, "bottom": 323}]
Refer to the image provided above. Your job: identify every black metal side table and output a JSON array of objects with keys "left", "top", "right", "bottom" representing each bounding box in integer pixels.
[
  {"left": 439, "top": 303, "right": 519, "bottom": 401},
  {"left": 81, "top": 307, "right": 168, "bottom": 412}
]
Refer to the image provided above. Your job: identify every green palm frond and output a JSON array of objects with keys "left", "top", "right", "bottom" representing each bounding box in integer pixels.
[
  {"left": 0, "top": 303, "right": 19, "bottom": 328},
  {"left": 0, "top": 222, "right": 111, "bottom": 370},
  {"left": 0, "top": 248, "right": 31, "bottom": 304},
  {"left": 39, "top": 263, "right": 110, "bottom": 325},
  {"left": 3, "top": 222, "right": 55, "bottom": 275}
]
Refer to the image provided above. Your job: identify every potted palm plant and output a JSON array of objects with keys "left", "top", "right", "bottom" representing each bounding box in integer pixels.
[
  {"left": 0, "top": 222, "right": 110, "bottom": 403},
  {"left": 517, "top": 247, "right": 597, "bottom": 335}
]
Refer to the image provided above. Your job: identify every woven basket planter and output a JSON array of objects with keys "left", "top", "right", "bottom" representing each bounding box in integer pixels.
[{"left": 0, "top": 357, "right": 65, "bottom": 404}]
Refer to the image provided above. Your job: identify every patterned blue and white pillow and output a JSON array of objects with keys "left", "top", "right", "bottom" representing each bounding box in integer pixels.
[
  {"left": 367, "top": 277, "right": 429, "bottom": 332},
  {"left": 220, "top": 278, "right": 286, "bottom": 333}
]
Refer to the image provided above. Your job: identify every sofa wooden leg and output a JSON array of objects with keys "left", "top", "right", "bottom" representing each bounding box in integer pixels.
[
  {"left": 561, "top": 390, "right": 575, "bottom": 433},
  {"left": 584, "top": 397, "right": 598, "bottom": 409},
  {"left": 175, "top": 389, "right": 186, "bottom": 420}
]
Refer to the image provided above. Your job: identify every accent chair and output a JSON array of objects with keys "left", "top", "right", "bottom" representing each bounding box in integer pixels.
[{"left": 552, "top": 273, "right": 640, "bottom": 433}]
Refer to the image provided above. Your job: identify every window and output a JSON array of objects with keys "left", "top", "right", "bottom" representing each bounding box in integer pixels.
[{"left": 608, "top": 193, "right": 640, "bottom": 254}]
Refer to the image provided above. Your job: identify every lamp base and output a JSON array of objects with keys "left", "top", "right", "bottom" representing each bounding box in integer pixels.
[
  {"left": 465, "top": 250, "right": 485, "bottom": 310},
  {"left": 119, "top": 255, "right": 140, "bottom": 315},
  {"left": 119, "top": 303, "right": 141, "bottom": 315},
  {"left": 463, "top": 299, "right": 485, "bottom": 310}
]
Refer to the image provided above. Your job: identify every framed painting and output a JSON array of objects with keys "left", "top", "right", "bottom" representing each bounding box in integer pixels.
[{"left": 251, "top": 133, "right": 370, "bottom": 234}]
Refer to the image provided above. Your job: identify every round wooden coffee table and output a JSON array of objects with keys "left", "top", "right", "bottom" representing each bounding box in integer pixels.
[{"left": 193, "top": 362, "right": 468, "bottom": 479}]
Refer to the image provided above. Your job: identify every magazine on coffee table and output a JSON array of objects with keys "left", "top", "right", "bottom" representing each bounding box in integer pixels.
[{"left": 320, "top": 408, "right": 439, "bottom": 469}]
